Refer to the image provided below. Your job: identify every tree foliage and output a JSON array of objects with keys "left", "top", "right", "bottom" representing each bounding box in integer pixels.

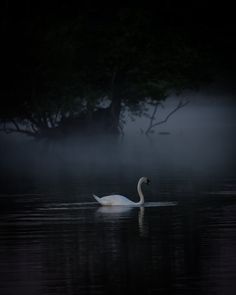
[{"left": 1, "top": 6, "right": 211, "bottom": 138}]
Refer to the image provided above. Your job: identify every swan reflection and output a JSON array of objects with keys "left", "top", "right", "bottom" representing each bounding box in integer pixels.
[
  {"left": 95, "top": 202, "right": 177, "bottom": 237},
  {"left": 96, "top": 206, "right": 135, "bottom": 214},
  {"left": 95, "top": 205, "right": 148, "bottom": 237},
  {"left": 138, "top": 206, "right": 148, "bottom": 237}
]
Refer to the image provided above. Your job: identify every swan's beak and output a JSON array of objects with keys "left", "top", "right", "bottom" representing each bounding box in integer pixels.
[{"left": 146, "top": 178, "right": 150, "bottom": 185}]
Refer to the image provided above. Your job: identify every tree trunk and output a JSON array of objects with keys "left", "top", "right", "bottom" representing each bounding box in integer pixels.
[{"left": 110, "top": 95, "right": 122, "bottom": 134}]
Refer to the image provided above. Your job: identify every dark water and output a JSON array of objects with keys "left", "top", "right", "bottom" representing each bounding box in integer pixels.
[
  {"left": 1, "top": 177, "right": 236, "bottom": 295},
  {"left": 0, "top": 133, "right": 236, "bottom": 295}
]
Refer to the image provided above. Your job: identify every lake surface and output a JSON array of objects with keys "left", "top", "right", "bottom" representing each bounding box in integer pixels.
[
  {"left": 0, "top": 134, "right": 236, "bottom": 295},
  {"left": 1, "top": 175, "right": 236, "bottom": 295}
]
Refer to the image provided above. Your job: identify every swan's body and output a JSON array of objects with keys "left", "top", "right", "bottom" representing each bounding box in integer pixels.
[
  {"left": 93, "top": 194, "right": 138, "bottom": 206},
  {"left": 93, "top": 177, "right": 150, "bottom": 206}
]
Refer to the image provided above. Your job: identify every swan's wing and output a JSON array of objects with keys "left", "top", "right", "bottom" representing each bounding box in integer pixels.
[
  {"left": 97, "top": 195, "right": 136, "bottom": 206},
  {"left": 93, "top": 194, "right": 102, "bottom": 203},
  {"left": 93, "top": 194, "right": 119, "bottom": 205}
]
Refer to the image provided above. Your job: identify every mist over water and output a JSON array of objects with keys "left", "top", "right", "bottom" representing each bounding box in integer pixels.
[{"left": 1, "top": 91, "right": 235, "bottom": 200}]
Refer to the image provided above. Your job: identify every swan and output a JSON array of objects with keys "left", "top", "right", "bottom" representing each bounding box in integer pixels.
[{"left": 93, "top": 177, "right": 150, "bottom": 206}]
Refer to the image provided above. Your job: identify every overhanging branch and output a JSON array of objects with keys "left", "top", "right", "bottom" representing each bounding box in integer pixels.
[
  {"left": 0, "top": 127, "right": 36, "bottom": 137},
  {"left": 145, "top": 100, "right": 189, "bottom": 135},
  {"left": 0, "top": 120, "right": 37, "bottom": 137}
]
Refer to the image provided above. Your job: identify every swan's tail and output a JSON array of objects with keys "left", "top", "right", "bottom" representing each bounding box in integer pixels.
[{"left": 93, "top": 194, "right": 101, "bottom": 203}]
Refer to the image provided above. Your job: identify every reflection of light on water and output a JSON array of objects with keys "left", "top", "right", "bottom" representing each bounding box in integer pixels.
[
  {"left": 144, "top": 202, "right": 178, "bottom": 207},
  {"left": 39, "top": 202, "right": 98, "bottom": 210},
  {"left": 205, "top": 191, "right": 236, "bottom": 196}
]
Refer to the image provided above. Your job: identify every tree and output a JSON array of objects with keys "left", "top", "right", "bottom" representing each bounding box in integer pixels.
[{"left": 0, "top": 7, "right": 211, "bottom": 139}]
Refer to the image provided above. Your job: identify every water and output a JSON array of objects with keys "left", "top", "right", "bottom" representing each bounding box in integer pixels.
[
  {"left": 0, "top": 131, "right": 236, "bottom": 294},
  {"left": 1, "top": 175, "right": 236, "bottom": 295}
]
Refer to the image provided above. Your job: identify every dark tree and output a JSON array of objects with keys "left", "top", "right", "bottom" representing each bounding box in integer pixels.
[{"left": 1, "top": 6, "right": 212, "bottom": 139}]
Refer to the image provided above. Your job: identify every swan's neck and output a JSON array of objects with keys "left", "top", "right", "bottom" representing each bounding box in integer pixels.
[{"left": 136, "top": 179, "right": 144, "bottom": 205}]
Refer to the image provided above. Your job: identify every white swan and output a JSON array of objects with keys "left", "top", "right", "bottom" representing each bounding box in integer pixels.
[{"left": 93, "top": 177, "right": 150, "bottom": 206}]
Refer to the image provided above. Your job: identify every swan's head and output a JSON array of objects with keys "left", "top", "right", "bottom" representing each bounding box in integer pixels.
[{"left": 140, "top": 177, "right": 150, "bottom": 185}]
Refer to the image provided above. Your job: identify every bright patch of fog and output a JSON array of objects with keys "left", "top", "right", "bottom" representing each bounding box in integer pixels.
[{"left": 0, "top": 84, "right": 235, "bottom": 196}]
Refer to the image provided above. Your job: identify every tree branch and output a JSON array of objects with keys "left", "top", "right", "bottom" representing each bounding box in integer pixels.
[
  {"left": 0, "top": 119, "right": 37, "bottom": 137},
  {"left": 0, "top": 126, "right": 36, "bottom": 137},
  {"left": 11, "top": 119, "right": 21, "bottom": 132},
  {"left": 31, "top": 123, "right": 38, "bottom": 133},
  {"left": 145, "top": 100, "right": 189, "bottom": 135},
  {"left": 145, "top": 102, "right": 160, "bottom": 134}
]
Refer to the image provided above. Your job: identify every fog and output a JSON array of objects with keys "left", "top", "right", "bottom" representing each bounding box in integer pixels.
[{"left": 1, "top": 87, "right": 236, "bottom": 199}]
